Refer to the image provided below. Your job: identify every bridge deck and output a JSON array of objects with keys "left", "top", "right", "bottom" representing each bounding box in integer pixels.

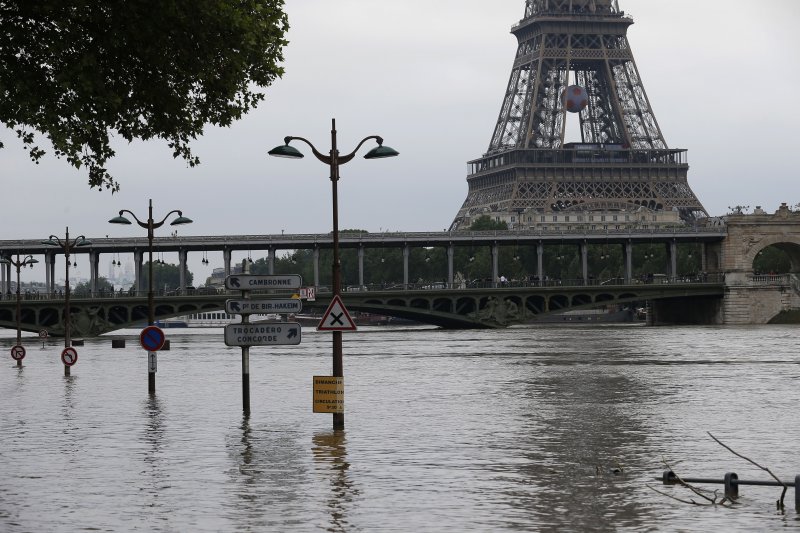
[{"left": 0, "top": 279, "right": 726, "bottom": 336}]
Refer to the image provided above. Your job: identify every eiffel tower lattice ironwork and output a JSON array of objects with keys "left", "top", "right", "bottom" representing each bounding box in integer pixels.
[{"left": 451, "top": 0, "right": 707, "bottom": 230}]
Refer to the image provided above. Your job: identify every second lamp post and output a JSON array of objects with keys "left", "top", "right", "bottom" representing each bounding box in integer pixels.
[{"left": 109, "top": 199, "right": 192, "bottom": 394}]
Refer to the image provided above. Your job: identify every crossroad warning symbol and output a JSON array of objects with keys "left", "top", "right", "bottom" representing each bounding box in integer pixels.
[{"left": 317, "top": 295, "right": 357, "bottom": 331}]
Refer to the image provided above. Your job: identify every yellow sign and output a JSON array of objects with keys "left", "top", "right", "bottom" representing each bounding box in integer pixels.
[{"left": 313, "top": 376, "right": 344, "bottom": 413}]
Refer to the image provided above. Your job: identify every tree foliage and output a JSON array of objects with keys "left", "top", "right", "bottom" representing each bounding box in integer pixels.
[
  {"left": 469, "top": 216, "right": 508, "bottom": 231},
  {"left": 72, "top": 276, "right": 113, "bottom": 295},
  {"left": 0, "top": 0, "right": 289, "bottom": 190},
  {"left": 142, "top": 262, "right": 193, "bottom": 291}
]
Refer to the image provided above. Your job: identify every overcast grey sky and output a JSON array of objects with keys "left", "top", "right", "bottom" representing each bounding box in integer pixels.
[{"left": 2, "top": 0, "right": 799, "bottom": 282}]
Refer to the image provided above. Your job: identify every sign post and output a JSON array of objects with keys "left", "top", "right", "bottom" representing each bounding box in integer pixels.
[
  {"left": 225, "top": 269, "right": 304, "bottom": 414},
  {"left": 139, "top": 325, "right": 166, "bottom": 382}
]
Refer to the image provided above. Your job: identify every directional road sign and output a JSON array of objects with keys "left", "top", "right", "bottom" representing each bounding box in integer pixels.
[
  {"left": 317, "top": 295, "right": 357, "bottom": 331},
  {"left": 224, "top": 322, "right": 302, "bottom": 347},
  {"left": 225, "top": 275, "right": 302, "bottom": 291},
  {"left": 140, "top": 326, "right": 166, "bottom": 352},
  {"left": 225, "top": 299, "right": 303, "bottom": 315}
]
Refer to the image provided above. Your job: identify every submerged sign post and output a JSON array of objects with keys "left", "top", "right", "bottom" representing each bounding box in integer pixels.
[{"left": 225, "top": 271, "right": 304, "bottom": 415}]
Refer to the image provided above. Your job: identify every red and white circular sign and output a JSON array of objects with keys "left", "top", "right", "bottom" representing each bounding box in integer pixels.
[
  {"left": 10, "top": 345, "right": 26, "bottom": 361},
  {"left": 61, "top": 347, "right": 78, "bottom": 366}
]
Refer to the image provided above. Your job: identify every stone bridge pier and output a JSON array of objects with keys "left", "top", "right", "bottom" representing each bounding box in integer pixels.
[{"left": 651, "top": 203, "right": 800, "bottom": 325}]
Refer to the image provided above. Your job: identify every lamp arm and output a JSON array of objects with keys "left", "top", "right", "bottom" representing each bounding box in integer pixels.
[
  {"left": 153, "top": 210, "right": 184, "bottom": 228},
  {"left": 338, "top": 135, "right": 384, "bottom": 165},
  {"left": 118, "top": 209, "right": 150, "bottom": 230},
  {"left": 286, "top": 136, "right": 330, "bottom": 164}
]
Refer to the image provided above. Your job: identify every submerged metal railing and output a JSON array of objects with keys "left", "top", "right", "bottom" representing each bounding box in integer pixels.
[{"left": 660, "top": 470, "right": 800, "bottom": 508}]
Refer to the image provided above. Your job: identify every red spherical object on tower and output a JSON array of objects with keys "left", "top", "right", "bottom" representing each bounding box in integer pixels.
[{"left": 563, "top": 85, "right": 588, "bottom": 113}]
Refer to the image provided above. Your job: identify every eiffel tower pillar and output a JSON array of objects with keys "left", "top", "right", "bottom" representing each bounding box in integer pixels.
[{"left": 451, "top": 0, "right": 706, "bottom": 231}]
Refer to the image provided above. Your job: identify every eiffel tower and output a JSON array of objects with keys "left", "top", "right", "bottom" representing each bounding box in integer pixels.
[{"left": 450, "top": 0, "right": 707, "bottom": 230}]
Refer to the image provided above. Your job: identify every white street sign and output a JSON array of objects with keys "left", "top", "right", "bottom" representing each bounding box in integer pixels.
[
  {"left": 225, "top": 299, "right": 303, "bottom": 315},
  {"left": 300, "top": 287, "right": 316, "bottom": 301},
  {"left": 225, "top": 275, "right": 302, "bottom": 291},
  {"left": 224, "top": 322, "right": 302, "bottom": 347}
]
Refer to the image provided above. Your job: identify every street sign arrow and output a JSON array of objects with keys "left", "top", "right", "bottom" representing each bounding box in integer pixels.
[
  {"left": 224, "top": 322, "right": 303, "bottom": 347},
  {"left": 225, "top": 275, "right": 303, "bottom": 291},
  {"left": 225, "top": 299, "right": 303, "bottom": 315}
]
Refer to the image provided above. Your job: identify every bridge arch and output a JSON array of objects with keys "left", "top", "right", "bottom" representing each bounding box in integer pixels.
[{"left": 747, "top": 238, "right": 800, "bottom": 274}]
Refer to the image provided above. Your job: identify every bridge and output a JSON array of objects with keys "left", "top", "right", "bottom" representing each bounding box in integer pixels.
[
  {"left": 1, "top": 203, "right": 799, "bottom": 334},
  {"left": 0, "top": 277, "right": 726, "bottom": 335},
  {"left": 0, "top": 226, "right": 726, "bottom": 297}
]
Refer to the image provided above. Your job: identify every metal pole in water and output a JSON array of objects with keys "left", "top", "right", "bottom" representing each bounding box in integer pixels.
[{"left": 241, "top": 259, "right": 251, "bottom": 415}]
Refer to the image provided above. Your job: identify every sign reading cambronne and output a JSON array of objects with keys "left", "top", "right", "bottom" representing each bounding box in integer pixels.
[
  {"left": 224, "top": 323, "right": 302, "bottom": 347},
  {"left": 225, "top": 299, "right": 303, "bottom": 315},
  {"left": 225, "top": 275, "right": 302, "bottom": 291}
]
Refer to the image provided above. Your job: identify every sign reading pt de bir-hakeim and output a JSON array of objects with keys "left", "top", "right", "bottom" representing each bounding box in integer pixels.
[{"left": 313, "top": 376, "right": 344, "bottom": 413}]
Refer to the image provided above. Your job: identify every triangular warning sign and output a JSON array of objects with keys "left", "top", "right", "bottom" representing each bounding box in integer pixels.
[{"left": 317, "top": 295, "right": 357, "bottom": 331}]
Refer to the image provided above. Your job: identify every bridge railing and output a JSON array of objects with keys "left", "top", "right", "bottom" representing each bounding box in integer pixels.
[
  {"left": 747, "top": 274, "right": 791, "bottom": 286},
  {"left": 351, "top": 273, "right": 723, "bottom": 292},
  {"left": 0, "top": 273, "right": 726, "bottom": 303}
]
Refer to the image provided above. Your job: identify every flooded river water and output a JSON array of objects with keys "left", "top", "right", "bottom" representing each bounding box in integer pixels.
[{"left": 1, "top": 324, "right": 799, "bottom": 532}]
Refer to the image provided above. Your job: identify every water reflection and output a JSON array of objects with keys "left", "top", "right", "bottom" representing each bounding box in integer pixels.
[
  {"left": 140, "top": 395, "right": 168, "bottom": 511},
  {"left": 225, "top": 416, "right": 308, "bottom": 529},
  {"left": 496, "top": 337, "right": 656, "bottom": 531},
  {"left": 311, "top": 431, "right": 357, "bottom": 532},
  {"left": 60, "top": 374, "right": 80, "bottom": 455}
]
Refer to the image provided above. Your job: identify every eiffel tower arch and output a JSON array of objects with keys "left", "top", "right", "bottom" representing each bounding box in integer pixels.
[{"left": 451, "top": 0, "right": 707, "bottom": 230}]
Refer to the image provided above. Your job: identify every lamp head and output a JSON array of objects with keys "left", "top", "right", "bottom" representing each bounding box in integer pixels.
[
  {"left": 41, "top": 239, "right": 58, "bottom": 246},
  {"left": 171, "top": 215, "right": 193, "bottom": 226},
  {"left": 109, "top": 215, "right": 132, "bottom": 225},
  {"left": 76, "top": 238, "right": 92, "bottom": 247},
  {"left": 364, "top": 144, "right": 399, "bottom": 160},
  {"left": 268, "top": 143, "right": 304, "bottom": 159}
]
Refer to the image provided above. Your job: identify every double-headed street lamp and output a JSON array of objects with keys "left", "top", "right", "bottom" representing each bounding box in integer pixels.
[
  {"left": 269, "top": 118, "right": 398, "bottom": 430},
  {"left": 1, "top": 254, "right": 38, "bottom": 367},
  {"left": 42, "top": 228, "right": 91, "bottom": 376},
  {"left": 109, "top": 199, "right": 192, "bottom": 394}
]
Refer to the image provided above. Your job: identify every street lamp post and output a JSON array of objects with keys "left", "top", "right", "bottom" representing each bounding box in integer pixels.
[
  {"left": 109, "top": 199, "right": 192, "bottom": 394},
  {"left": 42, "top": 228, "right": 91, "bottom": 376},
  {"left": 269, "top": 118, "right": 398, "bottom": 430},
  {"left": 1, "top": 254, "right": 38, "bottom": 367}
]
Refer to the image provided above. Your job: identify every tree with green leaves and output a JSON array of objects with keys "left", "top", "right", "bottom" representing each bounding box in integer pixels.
[
  {"left": 72, "top": 277, "right": 114, "bottom": 296},
  {"left": 141, "top": 262, "right": 193, "bottom": 292},
  {"left": 0, "top": 0, "right": 289, "bottom": 190},
  {"left": 469, "top": 216, "right": 509, "bottom": 231}
]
